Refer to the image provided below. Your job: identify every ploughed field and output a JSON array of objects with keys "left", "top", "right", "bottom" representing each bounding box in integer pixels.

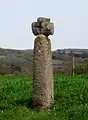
[{"left": 0, "top": 75, "right": 88, "bottom": 120}]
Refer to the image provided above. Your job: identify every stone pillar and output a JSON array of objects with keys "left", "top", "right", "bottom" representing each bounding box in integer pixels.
[{"left": 31, "top": 17, "right": 54, "bottom": 109}]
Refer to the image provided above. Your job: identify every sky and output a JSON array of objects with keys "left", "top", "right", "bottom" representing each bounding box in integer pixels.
[{"left": 0, "top": 0, "right": 88, "bottom": 50}]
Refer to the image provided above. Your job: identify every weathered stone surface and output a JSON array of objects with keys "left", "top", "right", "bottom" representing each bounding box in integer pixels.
[
  {"left": 32, "top": 35, "right": 54, "bottom": 109},
  {"left": 32, "top": 22, "right": 41, "bottom": 35},
  {"left": 37, "top": 17, "right": 50, "bottom": 23},
  {"left": 31, "top": 17, "right": 54, "bottom": 36}
]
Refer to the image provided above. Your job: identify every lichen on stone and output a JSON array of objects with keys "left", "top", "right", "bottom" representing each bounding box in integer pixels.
[
  {"left": 32, "top": 35, "right": 54, "bottom": 109},
  {"left": 31, "top": 17, "right": 54, "bottom": 36}
]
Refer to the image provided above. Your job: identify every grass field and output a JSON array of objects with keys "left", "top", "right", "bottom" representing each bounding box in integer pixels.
[{"left": 0, "top": 75, "right": 88, "bottom": 120}]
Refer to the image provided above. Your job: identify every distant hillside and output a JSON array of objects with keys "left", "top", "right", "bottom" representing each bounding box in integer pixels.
[
  {"left": 52, "top": 49, "right": 88, "bottom": 58},
  {"left": 0, "top": 48, "right": 88, "bottom": 75}
]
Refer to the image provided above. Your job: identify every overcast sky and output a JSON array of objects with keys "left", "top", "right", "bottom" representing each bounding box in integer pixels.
[{"left": 0, "top": 0, "right": 88, "bottom": 50}]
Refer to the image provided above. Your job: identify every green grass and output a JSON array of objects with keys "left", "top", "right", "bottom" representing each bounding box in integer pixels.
[{"left": 0, "top": 75, "right": 88, "bottom": 120}]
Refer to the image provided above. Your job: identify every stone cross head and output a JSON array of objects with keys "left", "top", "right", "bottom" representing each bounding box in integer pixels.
[{"left": 31, "top": 17, "right": 54, "bottom": 36}]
